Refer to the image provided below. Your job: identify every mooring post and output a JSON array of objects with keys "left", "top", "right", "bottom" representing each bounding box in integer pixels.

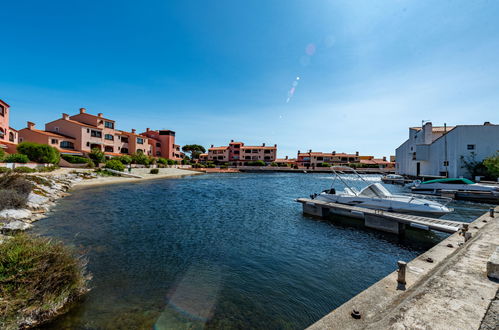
[
  {"left": 490, "top": 208, "right": 495, "bottom": 218},
  {"left": 397, "top": 261, "right": 407, "bottom": 285}
]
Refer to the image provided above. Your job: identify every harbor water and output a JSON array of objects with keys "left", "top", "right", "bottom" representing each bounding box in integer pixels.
[{"left": 33, "top": 173, "right": 492, "bottom": 329}]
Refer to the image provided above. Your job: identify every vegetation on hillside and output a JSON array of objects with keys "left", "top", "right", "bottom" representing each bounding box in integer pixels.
[
  {"left": 0, "top": 234, "right": 90, "bottom": 329},
  {"left": 0, "top": 172, "right": 33, "bottom": 211}
]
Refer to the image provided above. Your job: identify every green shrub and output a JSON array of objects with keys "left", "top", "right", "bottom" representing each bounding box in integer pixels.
[
  {"left": 483, "top": 153, "right": 499, "bottom": 178},
  {"left": 157, "top": 158, "right": 168, "bottom": 165},
  {"left": 0, "top": 167, "right": 11, "bottom": 174},
  {"left": 318, "top": 162, "right": 331, "bottom": 167},
  {"left": 13, "top": 166, "right": 36, "bottom": 173},
  {"left": 0, "top": 234, "right": 89, "bottom": 329},
  {"left": 131, "top": 152, "right": 149, "bottom": 165},
  {"left": 207, "top": 164, "right": 216, "bottom": 168},
  {"left": 62, "top": 155, "right": 89, "bottom": 164},
  {"left": 37, "top": 165, "right": 60, "bottom": 173},
  {"left": 116, "top": 155, "right": 132, "bottom": 165},
  {"left": 150, "top": 168, "right": 159, "bottom": 174},
  {"left": 89, "top": 148, "right": 105, "bottom": 166},
  {"left": 181, "top": 158, "right": 191, "bottom": 165},
  {"left": 0, "top": 149, "right": 5, "bottom": 161},
  {"left": 168, "top": 159, "right": 175, "bottom": 165},
  {"left": 246, "top": 160, "right": 266, "bottom": 166},
  {"left": 270, "top": 162, "right": 278, "bottom": 167},
  {"left": 17, "top": 142, "right": 60, "bottom": 164},
  {"left": 4, "top": 154, "right": 29, "bottom": 164},
  {"left": 104, "top": 159, "right": 125, "bottom": 172},
  {"left": 220, "top": 165, "right": 228, "bottom": 169}
]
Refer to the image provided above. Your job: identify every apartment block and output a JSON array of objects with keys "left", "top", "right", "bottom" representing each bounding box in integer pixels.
[
  {"left": 207, "top": 140, "right": 277, "bottom": 164},
  {"left": 0, "top": 99, "right": 19, "bottom": 153},
  {"left": 19, "top": 122, "right": 79, "bottom": 154},
  {"left": 141, "top": 128, "right": 182, "bottom": 160},
  {"left": 296, "top": 150, "right": 361, "bottom": 167}
]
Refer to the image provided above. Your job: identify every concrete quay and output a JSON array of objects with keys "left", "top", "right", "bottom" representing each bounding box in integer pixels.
[{"left": 308, "top": 206, "right": 499, "bottom": 330}]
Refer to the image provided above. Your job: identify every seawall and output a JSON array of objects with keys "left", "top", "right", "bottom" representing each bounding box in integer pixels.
[{"left": 308, "top": 206, "right": 499, "bottom": 329}]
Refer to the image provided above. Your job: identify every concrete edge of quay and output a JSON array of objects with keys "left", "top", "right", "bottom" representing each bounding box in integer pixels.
[{"left": 307, "top": 206, "right": 499, "bottom": 330}]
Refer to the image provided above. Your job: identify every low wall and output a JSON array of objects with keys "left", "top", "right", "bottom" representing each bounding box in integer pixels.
[{"left": 0, "top": 162, "right": 50, "bottom": 169}]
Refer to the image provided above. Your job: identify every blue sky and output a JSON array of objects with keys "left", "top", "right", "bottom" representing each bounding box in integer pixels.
[{"left": 1, "top": 0, "right": 499, "bottom": 158}]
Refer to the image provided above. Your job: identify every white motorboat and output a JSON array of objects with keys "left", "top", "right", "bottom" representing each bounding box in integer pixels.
[
  {"left": 311, "top": 168, "right": 452, "bottom": 216},
  {"left": 411, "top": 178, "right": 499, "bottom": 194}
]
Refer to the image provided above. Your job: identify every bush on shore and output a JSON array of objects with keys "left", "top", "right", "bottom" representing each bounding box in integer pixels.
[
  {"left": 246, "top": 160, "right": 266, "bottom": 166},
  {"left": 104, "top": 159, "right": 125, "bottom": 172},
  {"left": 116, "top": 155, "right": 132, "bottom": 165},
  {"left": 150, "top": 168, "right": 159, "bottom": 174},
  {"left": 0, "top": 234, "right": 90, "bottom": 329},
  {"left": 61, "top": 154, "right": 93, "bottom": 167},
  {"left": 0, "top": 173, "right": 33, "bottom": 210},
  {"left": 131, "top": 152, "right": 149, "bottom": 165},
  {"left": 17, "top": 142, "right": 60, "bottom": 164},
  {"left": 4, "top": 154, "right": 30, "bottom": 164},
  {"left": 13, "top": 166, "right": 37, "bottom": 173},
  {"left": 0, "top": 149, "right": 5, "bottom": 161},
  {"left": 88, "top": 148, "right": 105, "bottom": 167}
]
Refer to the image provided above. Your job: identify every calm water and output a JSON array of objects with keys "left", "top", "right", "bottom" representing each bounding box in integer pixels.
[{"left": 32, "top": 173, "right": 491, "bottom": 329}]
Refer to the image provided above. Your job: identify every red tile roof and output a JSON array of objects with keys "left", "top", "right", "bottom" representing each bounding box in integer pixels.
[
  {"left": 25, "top": 128, "right": 76, "bottom": 139},
  {"left": 209, "top": 146, "right": 229, "bottom": 151}
]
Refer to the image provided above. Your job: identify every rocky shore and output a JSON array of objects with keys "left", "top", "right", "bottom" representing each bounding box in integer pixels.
[{"left": 0, "top": 171, "right": 98, "bottom": 240}]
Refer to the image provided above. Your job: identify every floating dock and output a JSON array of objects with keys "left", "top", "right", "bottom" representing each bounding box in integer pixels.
[{"left": 296, "top": 198, "right": 463, "bottom": 234}]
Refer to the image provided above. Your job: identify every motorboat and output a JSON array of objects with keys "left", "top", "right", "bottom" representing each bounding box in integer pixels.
[
  {"left": 381, "top": 174, "right": 407, "bottom": 185},
  {"left": 411, "top": 178, "right": 499, "bottom": 194},
  {"left": 310, "top": 167, "right": 452, "bottom": 216}
]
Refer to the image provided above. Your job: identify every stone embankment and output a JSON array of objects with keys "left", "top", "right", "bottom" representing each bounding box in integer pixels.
[
  {"left": 0, "top": 171, "right": 97, "bottom": 239},
  {"left": 308, "top": 207, "right": 499, "bottom": 330}
]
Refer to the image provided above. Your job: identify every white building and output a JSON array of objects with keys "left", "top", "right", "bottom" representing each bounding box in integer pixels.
[{"left": 395, "top": 122, "right": 499, "bottom": 178}]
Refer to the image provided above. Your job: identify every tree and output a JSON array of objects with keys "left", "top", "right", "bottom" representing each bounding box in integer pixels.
[
  {"left": 89, "top": 148, "right": 105, "bottom": 166},
  {"left": 483, "top": 153, "right": 499, "bottom": 179},
  {"left": 131, "top": 151, "right": 149, "bottom": 165},
  {"left": 460, "top": 152, "right": 488, "bottom": 179},
  {"left": 181, "top": 144, "right": 206, "bottom": 160}
]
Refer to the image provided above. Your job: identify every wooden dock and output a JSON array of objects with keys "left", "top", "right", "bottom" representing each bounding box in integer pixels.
[{"left": 296, "top": 198, "right": 464, "bottom": 234}]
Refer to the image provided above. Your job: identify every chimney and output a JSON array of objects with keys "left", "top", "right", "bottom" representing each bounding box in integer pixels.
[
  {"left": 355, "top": 151, "right": 359, "bottom": 156},
  {"left": 146, "top": 128, "right": 150, "bottom": 132},
  {"left": 131, "top": 129, "right": 136, "bottom": 134},
  {"left": 211, "top": 144, "right": 214, "bottom": 148},
  {"left": 383, "top": 156, "right": 387, "bottom": 161},
  {"left": 27, "top": 121, "right": 35, "bottom": 130},
  {"left": 274, "top": 144, "right": 277, "bottom": 147},
  {"left": 62, "top": 113, "right": 70, "bottom": 120},
  {"left": 97, "top": 113, "right": 103, "bottom": 117},
  {"left": 332, "top": 151, "right": 336, "bottom": 155},
  {"left": 298, "top": 150, "right": 301, "bottom": 154},
  {"left": 484, "top": 121, "right": 492, "bottom": 126},
  {"left": 262, "top": 143, "right": 266, "bottom": 147},
  {"left": 285, "top": 156, "right": 288, "bottom": 160},
  {"left": 79, "top": 108, "right": 86, "bottom": 114},
  {"left": 231, "top": 139, "right": 234, "bottom": 142},
  {"left": 423, "top": 121, "right": 433, "bottom": 144}
]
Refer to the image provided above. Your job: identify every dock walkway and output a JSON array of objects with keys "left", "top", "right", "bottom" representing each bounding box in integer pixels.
[{"left": 296, "top": 198, "right": 463, "bottom": 234}]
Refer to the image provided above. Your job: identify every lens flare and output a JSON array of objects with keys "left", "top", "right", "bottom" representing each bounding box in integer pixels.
[{"left": 286, "top": 76, "right": 301, "bottom": 103}]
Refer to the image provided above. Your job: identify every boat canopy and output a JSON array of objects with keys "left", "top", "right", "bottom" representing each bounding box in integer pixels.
[
  {"left": 359, "top": 183, "right": 393, "bottom": 198},
  {"left": 422, "top": 178, "right": 474, "bottom": 185}
]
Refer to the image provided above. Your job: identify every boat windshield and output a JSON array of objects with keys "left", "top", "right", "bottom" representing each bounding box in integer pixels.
[{"left": 359, "top": 183, "right": 393, "bottom": 198}]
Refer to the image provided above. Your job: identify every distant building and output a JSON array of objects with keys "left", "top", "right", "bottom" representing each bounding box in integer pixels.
[
  {"left": 395, "top": 122, "right": 499, "bottom": 178},
  {"left": 0, "top": 99, "right": 19, "bottom": 153},
  {"left": 141, "top": 128, "right": 182, "bottom": 160},
  {"left": 359, "top": 157, "right": 394, "bottom": 168},
  {"left": 296, "top": 150, "right": 361, "bottom": 167},
  {"left": 207, "top": 140, "right": 277, "bottom": 164}
]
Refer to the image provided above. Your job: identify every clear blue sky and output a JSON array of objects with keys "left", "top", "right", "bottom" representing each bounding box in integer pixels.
[{"left": 2, "top": 0, "right": 499, "bottom": 158}]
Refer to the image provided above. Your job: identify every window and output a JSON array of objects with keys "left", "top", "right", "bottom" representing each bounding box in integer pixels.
[
  {"left": 121, "top": 137, "right": 129, "bottom": 143},
  {"left": 234, "top": 150, "right": 240, "bottom": 154},
  {"left": 61, "top": 141, "right": 74, "bottom": 149},
  {"left": 121, "top": 148, "right": 129, "bottom": 154},
  {"left": 317, "top": 157, "right": 323, "bottom": 161},
  {"left": 156, "top": 151, "right": 161, "bottom": 156},
  {"left": 55, "top": 127, "right": 60, "bottom": 132},
  {"left": 9, "top": 132, "right": 15, "bottom": 142},
  {"left": 264, "top": 150, "right": 271, "bottom": 154},
  {"left": 245, "top": 156, "right": 250, "bottom": 160},
  {"left": 137, "top": 137, "right": 144, "bottom": 144},
  {"left": 86, "top": 142, "right": 90, "bottom": 147},
  {"left": 217, "top": 156, "right": 224, "bottom": 160},
  {"left": 467, "top": 144, "right": 475, "bottom": 150},
  {"left": 91, "top": 130, "right": 102, "bottom": 138},
  {"left": 0, "top": 128, "right": 4, "bottom": 138},
  {"left": 51, "top": 139, "right": 58, "bottom": 144},
  {"left": 104, "top": 146, "right": 114, "bottom": 152},
  {"left": 104, "top": 121, "right": 114, "bottom": 129},
  {"left": 443, "top": 161, "right": 449, "bottom": 166},
  {"left": 0, "top": 105, "right": 4, "bottom": 116},
  {"left": 156, "top": 143, "right": 161, "bottom": 147},
  {"left": 105, "top": 134, "right": 114, "bottom": 140}
]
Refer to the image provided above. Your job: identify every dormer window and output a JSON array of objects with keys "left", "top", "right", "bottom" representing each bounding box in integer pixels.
[{"left": 104, "top": 121, "right": 114, "bottom": 129}]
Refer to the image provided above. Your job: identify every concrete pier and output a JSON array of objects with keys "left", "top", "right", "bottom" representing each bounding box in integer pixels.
[{"left": 307, "top": 206, "right": 499, "bottom": 330}]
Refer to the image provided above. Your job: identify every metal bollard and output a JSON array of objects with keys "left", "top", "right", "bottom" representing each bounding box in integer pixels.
[
  {"left": 490, "top": 208, "right": 495, "bottom": 218},
  {"left": 464, "top": 232, "right": 472, "bottom": 242},
  {"left": 397, "top": 261, "right": 407, "bottom": 285}
]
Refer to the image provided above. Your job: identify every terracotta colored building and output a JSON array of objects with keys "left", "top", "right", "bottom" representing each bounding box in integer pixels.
[
  {"left": 296, "top": 150, "right": 361, "bottom": 167},
  {"left": 0, "top": 99, "right": 19, "bottom": 153},
  {"left": 141, "top": 128, "right": 182, "bottom": 160},
  {"left": 118, "top": 129, "right": 153, "bottom": 156},
  {"left": 18, "top": 122, "right": 79, "bottom": 154},
  {"left": 207, "top": 140, "right": 277, "bottom": 164}
]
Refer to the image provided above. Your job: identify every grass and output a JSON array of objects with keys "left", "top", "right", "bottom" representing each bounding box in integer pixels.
[
  {"left": 0, "top": 173, "right": 33, "bottom": 211},
  {"left": 0, "top": 234, "right": 90, "bottom": 329}
]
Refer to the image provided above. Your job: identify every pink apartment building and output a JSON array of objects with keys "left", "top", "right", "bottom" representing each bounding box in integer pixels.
[
  {"left": 118, "top": 129, "right": 153, "bottom": 156},
  {"left": 141, "top": 128, "right": 183, "bottom": 160},
  {"left": 207, "top": 140, "right": 277, "bottom": 164},
  {"left": 0, "top": 99, "right": 19, "bottom": 153},
  {"left": 296, "top": 150, "right": 361, "bottom": 167},
  {"left": 18, "top": 122, "right": 79, "bottom": 154}
]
